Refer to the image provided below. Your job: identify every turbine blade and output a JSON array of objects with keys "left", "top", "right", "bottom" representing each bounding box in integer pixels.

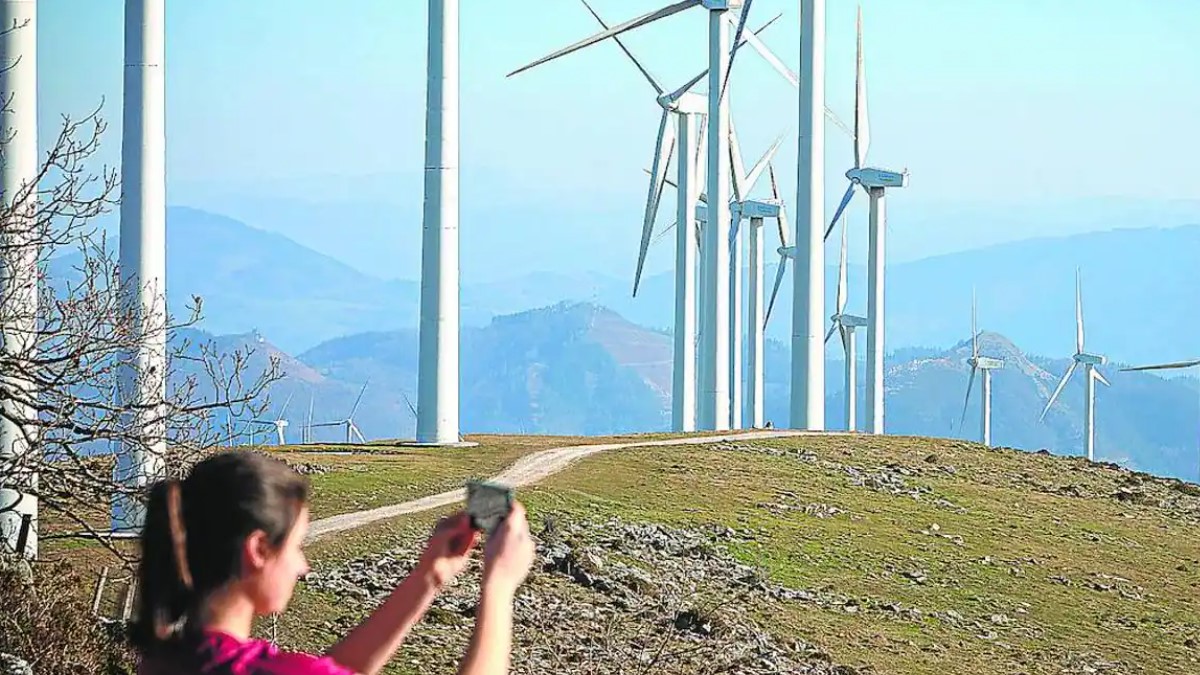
[
  {"left": 579, "top": 0, "right": 664, "bottom": 95},
  {"left": 350, "top": 381, "right": 369, "bottom": 418},
  {"left": 401, "top": 392, "right": 417, "bottom": 419},
  {"left": 959, "top": 366, "right": 977, "bottom": 431},
  {"left": 507, "top": 0, "right": 700, "bottom": 78},
  {"left": 634, "top": 108, "right": 677, "bottom": 296},
  {"left": 769, "top": 163, "right": 790, "bottom": 248},
  {"left": 764, "top": 257, "right": 788, "bottom": 327},
  {"left": 668, "top": 12, "right": 781, "bottom": 104},
  {"left": 837, "top": 218, "right": 849, "bottom": 315},
  {"left": 972, "top": 288, "right": 979, "bottom": 359},
  {"left": 651, "top": 219, "right": 677, "bottom": 245},
  {"left": 643, "top": 166, "right": 680, "bottom": 191},
  {"left": 743, "top": 134, "right": 784, "bottom": 195},
  {"left": 826, "top": 108, "right": 853, "bottom": 139},
  {"left": 1076, "top": 268, "right": 1085, "bottom": 354},
  {"left": 1039, "top": 361, "right": 1078, "bottom": 421},
  {"left": 1121, "top": 359, "right": 1200, "bottom": 372},
  {"left": 854, "top": 5, "right": 870, "bottom": 169},
  {"left": 1094, "top": 368, "right": 1111, "bottom": 387},
  {"left": 824, "top": 320, "right": 837, "bottom": 345},
  {"left": 729, "top": 117, "right": 747, "bottom": 203},
  {"left": 839, "top": 322, "right": 851, "bottom": 354},
  {"left": 738, "top": 16, "right": 798, "bottom": 87},
  {"left": 825, "top": 182, "right": 857, "bottom": 241},
  {"left": 720, "top": 0, "right": 755, "bottom": 101},
  {"left": 277, "top": 390, "right": 295, "bottom": 421},
  {"left": 693, "top": 113, "right": 708, "bottom": 188}
]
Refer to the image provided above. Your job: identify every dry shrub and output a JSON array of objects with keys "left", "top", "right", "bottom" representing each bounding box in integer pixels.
[{"left": 0, "top": 559, "right": 135, "bottom": 675}]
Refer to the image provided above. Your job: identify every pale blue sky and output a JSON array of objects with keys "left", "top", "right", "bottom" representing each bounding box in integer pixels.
[{"left": 35, "top": 0, "right": 1200, "bottom": 279}]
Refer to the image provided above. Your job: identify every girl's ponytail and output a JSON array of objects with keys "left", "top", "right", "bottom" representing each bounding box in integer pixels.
[{"left": 130, "top": 479, "right": 197, "bottom": 651}]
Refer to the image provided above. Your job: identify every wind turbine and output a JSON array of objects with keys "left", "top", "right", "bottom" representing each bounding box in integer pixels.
[
  {"left": 563, "top": 2, "right": 779, "bottom": 433},
  {"left": 958, "top": 292, "right": 1004, "bottom": 447},
  {"left": 1040, "top": 271, "right": 1109, "bottom": 462},
  {"left": 416, "top": 0, "right": 461, "bottom": 446},
  {"left": 821, "top": 7, "right": 907, "bottom": 435},
  {"left": 249, "top": 391, "right": 294, "bottom": 446},
  {"left": 312, "top": 382, "right": 369, "bottom": 445},
  {"left": 690, "top": 126, "right": 780, "bottom": 429},
  {"left": 743, "top": 164, "right": 788, "bottom": 429},
  {"left": 302, "top": 391, "right": 315, "bottom": 444},
  {"left": 113, "top": 0, "right": 168, "bottom": 532},
  {"left": 509, "top": 0, "right": 764, "bottom": 431},
  {"left": 0, "top": 0, "right": 39, "bottom": 557},
  {"left": 821, "top": 218, "right": 867, "bottom": 432},
  {"left": 1121, "top": 359, "right": 1200, "bottom": 482}
]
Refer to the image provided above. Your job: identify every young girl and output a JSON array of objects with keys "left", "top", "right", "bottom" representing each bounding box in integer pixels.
[{"left": 131, "top": 450, "right": 535, "bottom": 675}]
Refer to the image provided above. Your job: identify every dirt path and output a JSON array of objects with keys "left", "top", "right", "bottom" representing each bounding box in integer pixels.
[{"left": 306, "top": 430, "right": 814, "bottom": 543}]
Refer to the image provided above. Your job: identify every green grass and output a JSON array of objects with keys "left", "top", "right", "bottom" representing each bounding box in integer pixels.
[{"left": 289, "top": 433, "right": 1200, "bottom": 674}]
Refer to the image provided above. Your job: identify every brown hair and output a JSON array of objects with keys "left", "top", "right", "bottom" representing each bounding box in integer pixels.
[{"left": 129, "top": 450, "right": 309, "bottom": 652}]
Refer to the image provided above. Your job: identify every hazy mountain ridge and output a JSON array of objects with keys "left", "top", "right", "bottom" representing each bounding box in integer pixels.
[
  {"left": 199, "top": 303, "right": 1199, "bottom": 482},
  {"left": 76, "top": 206, "right": 1200, "bottom": 366}
]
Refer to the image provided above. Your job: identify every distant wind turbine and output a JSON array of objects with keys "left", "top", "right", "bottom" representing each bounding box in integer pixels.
[
  {"left": 250, "top": 391, "right": 294, "bottom": 446},
  {"left": 1121, "top": 358, "right": 1200, "bottom": 481},
  {"left": 958, "top": 292, "right": 1004, "bottom": 447},
  {"left": 823, "top": 218, "right": 867, "bottom": 432},
  {"left": 312, "top": 382, "right": 369, "bottom": 445},
  {"left": 1040, "top": 270, "right": 1109, "bottom": 461},
  {"left": 821, "top": 7, "right": 908, "bottom": 435}
]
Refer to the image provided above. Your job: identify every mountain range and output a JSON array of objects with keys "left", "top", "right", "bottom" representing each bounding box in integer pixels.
[
  {"left": 52, "top": 205, "right": 1200, "bottom": 481},
  {"left": 70, "top": 206, "right": 1200, "bottom": 369},
  {"left": 199, "top": 300, "right": 1198, "bottom": 483}
]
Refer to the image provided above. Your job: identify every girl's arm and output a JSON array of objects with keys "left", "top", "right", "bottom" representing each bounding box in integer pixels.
[
  {"left": 326, "top": 514, "right": 478, "bottom": 675},
  {"left": 457, "top": 502, "right": 536, "bottom": 675}
]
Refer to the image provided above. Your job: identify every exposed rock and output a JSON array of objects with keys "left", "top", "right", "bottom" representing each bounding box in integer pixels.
[{"left": 0, "top": 654, "right": 31, "bottom": 675}]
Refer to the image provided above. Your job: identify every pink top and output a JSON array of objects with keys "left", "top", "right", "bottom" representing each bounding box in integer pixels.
[{"left": 139, "top": 630, "right": 356, "bottom": 675}]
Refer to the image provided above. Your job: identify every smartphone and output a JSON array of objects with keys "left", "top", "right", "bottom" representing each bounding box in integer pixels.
[{"left": 466, "top": 480, "right": 514, "bottom": 535}]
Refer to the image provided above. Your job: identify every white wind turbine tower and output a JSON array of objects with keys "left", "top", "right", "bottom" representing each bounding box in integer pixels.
[
  {"left": 691, "top": 133, "right": 781, "bottom": 429},
  {"left": 822, "top": 218, "right": 867, "bottom": 431},
  {"left": 416, "top": 0, "right": 462, "bottom": 446},
  {"left": 742, "top": 164, "right": 788, "bottom": 428},
  {"left": 791, "top": 0, "right": 828, "bottom": 432},
  {"left": 1121, "top": 359, "right": 1200, "bottom": 481},
  {"left": 303, "top": 392, "right": 315, "bottom": 444},
  {"left": 312, "top": 382, "right": 369, "bottom": 445},
  {"left": 510, "top": 0, "right": 764, "bottom": 431},
  {"left": 250, "top": 392, "right": 294, "bottom": 446},
  {"left": 726, "top": 125, "right": 782, "bottom": 429},
  {"left": 958, "top": 292, "right": 1004, "bottom": 447},
  {"left": 0, "top": 0, "right": 39, "bottom": 558},
  {"left": 821, "top": 7, "right": 907, "bottom": 435},
  {"left": 113, "top": 0, "right": 168, "bottom": 532},
  {"left": 1040, "top": 271, "right": 1109, "bottom": 462}
]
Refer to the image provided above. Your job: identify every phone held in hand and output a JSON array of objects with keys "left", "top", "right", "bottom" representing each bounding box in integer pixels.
[{"left": 466, "top": 480, "right": 514, "bottom": 535}]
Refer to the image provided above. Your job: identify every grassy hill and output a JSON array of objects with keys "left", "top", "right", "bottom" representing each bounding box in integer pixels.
[{"left": 277, "top": 433, "right": 1200, "bottom": 675}]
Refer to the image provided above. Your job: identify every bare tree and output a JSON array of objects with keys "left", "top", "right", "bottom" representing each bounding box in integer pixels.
[{"left": 0, "top": 104, "right": 282, "bottom": 560}]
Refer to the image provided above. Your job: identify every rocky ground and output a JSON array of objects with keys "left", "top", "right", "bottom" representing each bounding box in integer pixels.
[
  {"left": 303, "top": 515, "right": 864, "bottom": 674},
  {"left": 291, "top": 437, "right": 1200, "bottom": 674}
]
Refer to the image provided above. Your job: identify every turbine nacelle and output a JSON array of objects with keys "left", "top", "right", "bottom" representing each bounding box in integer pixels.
[
  {"left": 661, "top": 90, "right": 707, "bottom": 115},
  {"left": 777, "top": 245, "right": 795, "bottom": 259},
  {"left": 848, "top": 166, "right": 909, "bottom": 189},
  {"left": 1075, "top": 352, "right": 1107, "bottom": 366},
  {"left": 737, "top": 199, "right": 781, "bottom": 220},
  {"left": 834, "top": 313, "right": 868, "bottom": 329},
  {"left": 701, "top": 0, "right": 744, "bottom": 9},
  {"left": 971, "top": 356, "right": 1005, "bottom": 370}
]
